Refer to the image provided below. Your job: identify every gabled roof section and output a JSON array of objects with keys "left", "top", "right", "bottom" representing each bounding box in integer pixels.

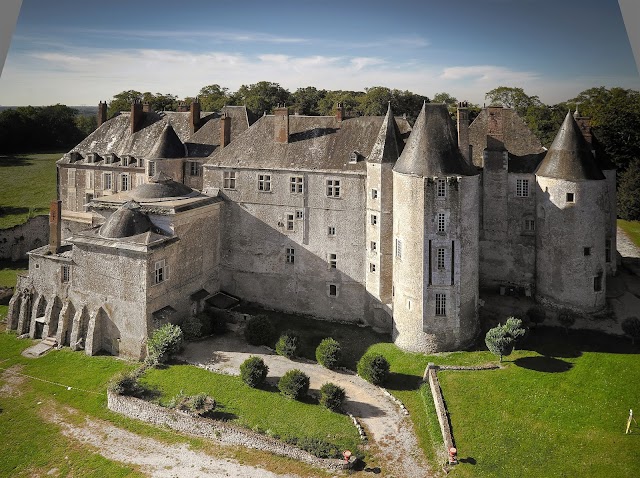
[
  {"left": 394, "top": 103, "right": 477, "bottom": 177},
  {"left": 536, "top": 112, "right": 605, "bottom": 181},
  {"left": 368, "top": 103, "right": 405, "bottom": 164},
  {"left": 147, "top": 123, "right": 185, "bottom": 159}
]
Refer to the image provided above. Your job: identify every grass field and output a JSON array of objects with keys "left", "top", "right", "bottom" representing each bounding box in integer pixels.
[
  {"left": 619, "top": 219, "right": 640, "bottom": 248},
  {"left": 0, "top": 152, "right": 60, "bottom": 229}
]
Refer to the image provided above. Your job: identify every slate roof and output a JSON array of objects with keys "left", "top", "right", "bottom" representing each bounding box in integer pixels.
[
  {"left": 508, "top": 152, "right": 546, "bottom": 173},
  {"left": 536, "top": 112, "right": 605, "bottom": 181},
  {"left": 205, "top": 113, "right": 411, "bottom": 172},
  {"left": 394, "top": 103, "right": 477, "bottom": 177},
  {"left": 147, "top": 123, "right": 186, "bottom": 159},
  {"left": 368, "top": 103, "right": 405, "bottom": 163},
  {"left": 130, "top": 172, "right": 195, "bottom": 200},
  {"left": 99, "top": 200, "right": 152, "bottom": 238}
]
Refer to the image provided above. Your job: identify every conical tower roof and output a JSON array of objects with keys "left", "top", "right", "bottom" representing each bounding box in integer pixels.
[
  {"left": 394, "top": 103, "right": 476, "bottom": 177},
  {"left": 99, "top": 200, "right": 152, "bottom": 238},
  {"left": 368, "top": 103, "right": 404, "bottom": 163},
  {"left": 536, "top": 112, "right": 605, "bottom": 180},
  {"left": 147, "top": 123, "right": 185, "bottom": 159}
]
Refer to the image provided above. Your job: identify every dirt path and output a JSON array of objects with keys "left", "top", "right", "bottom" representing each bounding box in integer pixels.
[
  {"left": 617, "top": 225, "right": 640, "bottom": 260},
  {"left": 45, "top": 407, "right": 301, "bottom": 478},
  {"left": 179, "top": 334, "right": 432, "bottom": 478}
]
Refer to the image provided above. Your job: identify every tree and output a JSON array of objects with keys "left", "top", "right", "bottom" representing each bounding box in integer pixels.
[
  {"left": 315, "top": 338, "right": 342, "bottom": 369},
  {"left": 526, "top": 306, "right": 547, "bottom": 328},
  {"left": 485, "top": 86, "right": 542, "bottom": 114},
  {"left": 75, "top": 114, "right": 97, "bottom": 138},
  {"left": 618, "top": 160, "right": 640, "bottom": 220},
  {"left": 357, "top": 353, "right": 390, "bottom": 385},
  {"left": 278, "top": 369, "right": 310, "bottom": 400},
  {"left": 358, "top": 86, "right": 394, "bottom": 116},
  {"left": 319, "top": 383, "right": 345, "bottom": 412},
  {"left": 291, "top": 86, "right": 325, "bottom": 115},
  {"left": 141, "top": 92, "right": 178, "bottom": 112},
  {"left": 240, "top": 356, "right": 269, "bottom": 388},
  {"left": 432, "top": 92, "right": 458, "bottom": 106},
  {"left": 392, "top": 89, "right": 429, "bottom": 123},
  {"left": 146, "top": 323, "right": 184, "bottom": 365},
  {"left": 503, "top": 316, "right": 527, "bottom": 349},
  {"left": 317, "top": 90, "right": 363, "bottom": 116},
  {"left": 275, "top": 330, "right": 299, "bottom": 359},
  {"left": 198, "top": 84, "right": 230, "bottom": 111},
  {"left": 621, "top": 317, "right": 640, "bottom": 345},
  {"left": 485, "top": 325, "right": 514, "bottom": 362},
  {"left": 107, "top": 90, "right": 142, "bottom": 118},
  {"left": 230, "top": 81, "right": 292, "bottom": 115},
  {"left": 558, "top": 309, "right": 576, "bottom": 335}
]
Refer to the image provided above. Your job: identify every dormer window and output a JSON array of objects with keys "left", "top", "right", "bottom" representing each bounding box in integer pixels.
[
  {"left": 87, "top": 153, "right": 96, "bottom": 164},
  {"left": 349, "top": 151, "right": 359, "bottom": 164},
  {"left": 122, "top": 156, "right": 129, "bottom": 167}
]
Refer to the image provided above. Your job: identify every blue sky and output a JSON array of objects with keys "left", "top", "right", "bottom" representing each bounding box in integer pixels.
[{"left": 0, "top": 0, "right": 638, "bottom": 106}]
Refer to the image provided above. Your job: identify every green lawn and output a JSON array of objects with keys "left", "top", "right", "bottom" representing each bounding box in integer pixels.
[
  {"left": 619, "top": 219, "right": 640, "bottom": 249},
  {"left": 0, "top": 152, "right": 60, "bottom": 229}
]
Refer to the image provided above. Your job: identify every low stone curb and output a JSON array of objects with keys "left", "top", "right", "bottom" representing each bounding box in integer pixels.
[
  {"left": 107, "top": 391, "right": 354, "bottom": 471},
  {"left": 347, "top": 412, "right": 367, "bottom": 441},
  {"left": 381, "top": 388, "right": 410, "bottom": 416}
]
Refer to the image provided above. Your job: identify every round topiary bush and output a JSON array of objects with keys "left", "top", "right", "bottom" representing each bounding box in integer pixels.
[
  {"left": 243, "top": 315, "right": 275, "bottom": 346},
  {"left": 147, "top": 323, "right": 184, "bottom": 365},
  {"left": 558, "top": 309, "right": 576, "bottom": 334},
  {"left": 278, "top": 369, "right": 310, "bottom": 400},
  {"left": 181, "top": 316, "right": 203, "bottom": 341},
  {"left": 275, "top": 330, "right": 299, "bottom": 358},
  {"left": 240, "top": 356, "right": 269, "bottom": 388},
  {"left": 319, "top": 382, "right": 345, "bottom": 412},
  {"left": 357, "top": 353, "right": 389, "bottom": 385},
  {"left": 315, "top": 338, "right": 342, "bottom": 369}
]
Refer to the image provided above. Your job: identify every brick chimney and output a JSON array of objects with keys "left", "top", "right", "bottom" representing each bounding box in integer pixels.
[
  {"left": 142, "top": 102, "right": 152, "bottom": 113},
  {"left": 97, "top": 101, "right": 107, "bottom": 127},
  {"left": 190, "top": 98, "right": 201, "bottom": 134},
  {"left": 274, "top": 105, "right": 289, "bottom": 143},
  {"left": 49, "top": 200, "right": 62, "bottom": 254},
  {"left": 486, "top": 106, "right": 504, "bottom": 151},
  {"left": 177, "top": 102, "right": 189, "bottom": 112},
  {"left": 336, "top": 103, "right": 345, "bottom": 122},
  {"left": 131, "top": 99, "right": 143, "bottom": 134},
  {"left": 457, "top": 101, "right": 470, "bottom": 164},
  {"left": 220, "top": 113, "right": 231, "bottom": 148}
]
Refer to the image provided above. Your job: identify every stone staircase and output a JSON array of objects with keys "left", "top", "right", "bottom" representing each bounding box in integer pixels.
[
  {"left": 41, "top": 336, "right": 58, "bottom": 348},
  {"left": 21, "top": 336, "right": 58, "bottom": 358}
]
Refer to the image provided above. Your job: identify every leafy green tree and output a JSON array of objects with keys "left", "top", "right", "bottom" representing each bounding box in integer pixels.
[
  {"left": 198, "top": 84, "right": 230, "bottom": 111},
  {"left": 618, "top": 160, "right": 640, "bottom": 220},
  {"left": 485, "top": 86, "right": 543, "bottom": 114},
  {"left": 317, "top": 90, "right": 363, "bottom": 116},
  {"left": 392, "top": 89, "right": 429, "bottom": 123},
  {"left": 432, "top": 92, "right": 458, "bottom": 106},
  {"left": 146, "top": 323, "right": 184, "bottom": 365},
  {"left": 75, "top": 114, "right": 97, "bottom": 138},
  {"left": 485, "top": 325, "right": 514, "bottom": 362},
  {"left": 503, "top": 316, "right": 527, "bottom": 349},
  {"left": 230, "top": 81, "right": 292, "bottom": 115},
  {"left": 558, "top": 309, "right": 576, "bottom": 335},
  {"left": 358, "top": 86, "right": 394, "bottom": 116},
  {"left": 291, "top": 86, "right": 325, "bottom": 115},
  {"left": 141, "top": 92, "right": 178, "bottom": 111},
  {"left": 107, "top": 90, "right": 142, "bottom": 117}
]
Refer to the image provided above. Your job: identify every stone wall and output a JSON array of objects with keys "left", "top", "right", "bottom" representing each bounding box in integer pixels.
[
  {"left": 0, "top": 215, "right": 48, "bottom": 261},
  {"left": 107, "top": 391, "right": 351, "bottom": 471},
  {"left": 425, "top": 364, "right": 455, "bottom": 456}
]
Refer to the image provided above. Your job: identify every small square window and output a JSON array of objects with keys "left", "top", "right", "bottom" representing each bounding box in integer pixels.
[
  {"left": 371, "top": 214, "right": 377, "bottom": 225},
  {"left": 286, "top": 247, "right": 295, "bottom": 264},
  {"left": 437, "top": 179, "right": 446, "bottom": 198},
  {"left": 327, "top": 226, "right": 336, "bottom": 236},
  {"left": 584, "top": 247, "right": 591, "bottom": 256},
  {"left": 328, "top": 253, "right": 337, "bottom": 269},
  {"left": 290, "top": 176, "right": 303, "bottom": 193},
  {"left": 223, "top": 171, "right": 236, "bottom": 189},
  {"left": 566, "top": 192, "right": 575, "bottom": 203},
  {"left": 371, "top": 189, "right": 378, "bottom": 199},
  {"left": 295, "top": 210, "right": 304, "bottom": 219},
  {"left": 370, "top": 263, "right": 376, "bottom": 272},
  {"left": 329, "top": 284, "right": 338, "bottom": 296},
  {"left": 524, "top": 219, "right": 536, "bottom": 231},
  {"left": 326, "top": 179, "right": 341, "bottom": 197},
  {"left": 371, "top": 241, "right": 377, "bottom": 252},
  {"left": 286, "top": 213, "right": 294, "bottom": 231},
  {"left": 258, "top": 174, "right": 271, "bottom": 191}
]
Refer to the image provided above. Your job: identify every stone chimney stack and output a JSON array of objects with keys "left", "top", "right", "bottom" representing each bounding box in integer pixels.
[
  {"left": 177, "top": 102, "right": 189, "bottom": 112},
  {"left": 142, "top": 102, "right": 152, "bottom": 113},
  {"left": 49, "top": 200, "right": 62, "bottom": 254},
  {"left": 457, "top": 101, "right": 470, "bottom": 164},
  {"left": 190, "top": 98, "right": 201, "bottom": 134},
  {"left": 336, "top": 103, "right": 345, "bottom": 122},
  {"left": 274, "top": 105, "right": 289, "bottom": 143},
  {"left": 131, "top": 99, "right": 143, "bottom": 134},
  {"left": 97, "top": 101, "right": 107, "bottom": 127},
  {"left": 220, "top": 113, "right": 231, "bottom": 148}
]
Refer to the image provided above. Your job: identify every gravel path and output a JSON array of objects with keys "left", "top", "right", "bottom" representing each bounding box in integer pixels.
[
  {"left": 178, "top": 333, "right": 432, "bottom": 478},
  {"left": 617, "top": 226, "right": 640, "bottom": 260}
]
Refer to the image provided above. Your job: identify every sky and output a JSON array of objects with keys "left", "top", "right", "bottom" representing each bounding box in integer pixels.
[{"left": 0, "top": 0, "right": 638, "bottom": 107}]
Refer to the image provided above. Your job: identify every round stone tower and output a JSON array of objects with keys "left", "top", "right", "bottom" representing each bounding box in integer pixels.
[
  {"left": 535, "top": 111, "right": 608, "bottom": 312},
  {"left": 392, "top": 103, "right": 480, "bottom": 353}
]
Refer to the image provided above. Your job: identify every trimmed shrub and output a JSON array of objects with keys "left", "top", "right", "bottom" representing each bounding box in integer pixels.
[
  {"left": 108, "top": 368, "right": 144, "bottom": 396},
  {"left": 171, "top": 392, "right": 216, "bottom": 416},
  {"left": 315, "top": 338, "right": 342, "bottom": 369},
  {"left": 275, "top": 330, "right": 299, "bottom": 358},
  {"left": 244, "top": 315, "right": 275, "bottom": 346},
  {"left": 622, "top": 317, "right": 640, "bottom": 345},
  {"left": 285, "top": 436, "right": 341, "bottom": 459},
  {"left": 147, "top": 323, "right": 184, "bottom": 365},
  {"left": 181, "top": 316, "right": 202, "bottom": 341},
  {"left": 558, "top": 309, "right": 576, "bottom": 334},
  {"left": 485, "top": 325, "right": 514, "bottom": 362},
  {"left": 320, "top": 382, "right": 346, "bottom": 412},
  {"left": 504, "top": 316, "right": 527, "bottom": 349},
  {"left": 526, "top": 306, "right": 546, "bottom": 327},
  {"left": 240, "top": 356, "right": 269, "bottom": 388},
  {"left": 278, "top": 369, "right": 310, "bottom": 400},
  {"left": 357, "top": 353, "right": 390, "bottom": 385}
]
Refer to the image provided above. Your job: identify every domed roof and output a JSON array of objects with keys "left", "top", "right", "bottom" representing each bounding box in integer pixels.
[
  {"left": 147, "top": 123, "right": 186, "bottom": 159},
  {"left": 130, "top": 172, "right": 194, "bottom": 200},
  {"left": 99, "top": 200, "right": 152, "bottom": 238},
  {"left": 394, "top": 103, "right": 477, "bottom": 177}
]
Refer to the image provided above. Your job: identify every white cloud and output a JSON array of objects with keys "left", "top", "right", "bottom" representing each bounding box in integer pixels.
[{"left": 441, "top": 65, "right": 538, "bottom": 83}]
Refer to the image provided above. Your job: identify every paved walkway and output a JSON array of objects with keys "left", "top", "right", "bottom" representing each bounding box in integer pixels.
[{"left": 178, "top": 332, "right": 432, "bottom": 478}]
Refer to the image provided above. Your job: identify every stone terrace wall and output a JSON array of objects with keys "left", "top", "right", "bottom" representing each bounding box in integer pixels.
[
  {"left": 0, "top": 215, "right": 48, "bottom": 261},
  {"left": 107, "top": 391, "right": 351, "bottom": 471}
]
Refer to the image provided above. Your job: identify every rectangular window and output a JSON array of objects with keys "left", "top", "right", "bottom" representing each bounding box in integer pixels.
[
  {"left": 154, "top": 260, "right": 166, "bottom": 285},
  {"left": 103, "top": 172, "right": 112, "bottom": 191},
  {"left": 437, "top": 179, "right": 446, "bottom": 198},
  {"left": 395, "top": 238, "right": 402, "bottom": 259},
  {"left": 327, "top": 226, "right": 336, "bottom": 236},
  {"left": 371, "top": 189, "right": 378, "bottom": 199},
  {"left": 189, "top": 161, "right": 201, "bottom": 177},
  {"left": 326, "top": 179, "right": 341, "bottom": 198},
  {"left": 223, "top": 171, "right": 236, "bottom": 189},
  {"left": 435, "top": 293, "right": 446, "bottom": 316},
  {"left": 148, "top": 161, "right": 156, "bottom": 177},
  {"left": 290, "top": 176, "right": 303, "bottom": 193},
  {"left": 566, "top": 192, "right": 575, "bottom": 203},
  {"left": 584, "top": 247, "right": 591, "bottom": 256},
  {"left": 295, "top": 210, "right": 304, "bottom": 220},
  {"left": 258, "top": 174, "right": 271, "bottom": 191},
  {"left": 437, "top": 248, "right": 445, "bottom": 269},
  {"left": 122, "top": 156, "right": 129, "bottom": 167},
  {"left": 136, "top": 174, "right": 145, "bottom": 186},
  {"left": 61, "top": 265, "right": 70, "bottom": 283},
  {"left": 68, "top": 169, "right": 76, "bottom": 185},
  {"left": 524, "top": 219, "right": 536, "bottom": 231},
  {"left": 437, "top": 213, "right": 446, "bottom": 233},
  {"left": 516, "top": 179, "right": 530, "bottom": 197},
  {"left": 286, "top": 213, "right": 294, "bottom": 231},
  {"left": 328, "top": 253, "right": 337, "bottom": 269},
  {"left": 121, "top": 173, "right": 129, "bottom": 191},
  {"left": 286, "top": 248, "right": 295, "bottom": 264},
  {"left": 329, "top": 284, "right": 337, "bottom": 296},
  {"left": 371, "top": 241, "right": 377, "bottom": 252},
  {"left": 594, "top": 273, "right": 603, "bottom": 292},
  {"left": 370, "top": 263, "right": 376, "bottom": 272},
  {"left": 605, "top": 239, "right": 612, "bottom": 263},
  {"left": 86, "top": 170, "right": 94, "bottom": 189},
  {"left": 371, "top": 214, "right": 377, "bottom": 225}
]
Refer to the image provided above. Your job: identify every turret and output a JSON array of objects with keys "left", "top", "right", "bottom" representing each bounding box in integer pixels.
[
  {"left": 535, "top": 111, "right": 608, "bottom": 311},
  {"left": 392, "top": 103, "right": 479, "bottom": 353}
]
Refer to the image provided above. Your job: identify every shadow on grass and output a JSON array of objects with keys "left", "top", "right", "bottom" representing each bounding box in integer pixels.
[
  {"left": 517, "top": 327, "right": 636, "bottom": 357},
  {"left": 459, "top": 457, "right": 476, "bottom": 465},
  {"left": 0, "top": 206, "right": 31, "bottom": 217},
  {"left": 385, "top": 372, "right": 423, "bottom": 391},
  {"left": 514, "top": 356, "right": 573, "bottom": 373},
  {"left": 0, "top": 156, "right": 33, "bottom": 167}
]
